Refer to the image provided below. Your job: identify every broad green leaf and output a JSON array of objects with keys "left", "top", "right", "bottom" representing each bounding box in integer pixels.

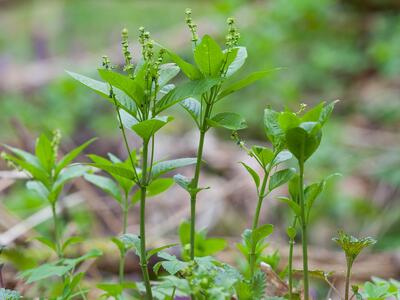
[
  {"left": 252, "top": 224, "right": 274, "bottom": 247},
  {"left": 207, "top": 112, "right": 247, "bottom": 130},
  {"left": 62, "top": 236, "right": 84, "bottom": 252},
  {"left": 55, "top": 138, "right": 96, "bottom": 176},
  {"left": 239, "top": 162, "right": 260, "bottom": 189},
  {"left": 224, "top": 46, "right": 247, "bottom": 77},
  {"left": 278, "top": 197, "right": 301, "bottom": 218},
  {"left": 178, "top": 221, "right": 191, "bottom": 246},
  {"left": 2, "top": 145, "right": 41, "bottom": 168},
  {"left": 263, "top": 108, "right": 285, "bottom": 148},
  {"left": 98, "top": 69, "right": 144, "bottom": 107},
  {"left": 319, "top": 100, "right": 339, "bottom": 125},
  {"left": 180, "top": 97, "right": 201, "bottom": 126},
  {"left": 285, "top": 125, "right": 322, "bottom": 162},
  {"left": 26, "top": 180, "right": 49, "bottom": 201},
  {"left": 272, "top": 150, "right": 292, "bottom": 166},
  {"left": 89, "top": 163, "right": 136, "bottom": 181},
  {"left": 35, "top": 134, "right": 54, "bottom": 172},
  {"left": 158, "top": 252, "right": 188, "bottom": 275},
  {"left": 158, "top": 63, "right": 180, "bottom": 86},
  {"left": 35, "top": 236, "right": 56, "bottom": 252},
  {"left": 119, "top": 109, "right": 138, "bottom": 130},
  {"left": 288, "top": 174, "right": 300, "bottom": 201},
  {"left": 66, "top": 71, "right": 136, "bottom": 114},
  {"left": 218, "top": 69, "right": 280, "bottom": 100},
  {"left": 156, "top": 78, "right": 219, "bottom": 114},
  {"left": 131, "top": 116, "right": 173, "bottom": 141},
  {"left": 151, "top": 158, "right": 197, "bottom": 179},
  {"left": 119, "top": 234, "right": 141, "bottom": 255},
  {"left": 163, "top": 47, "right": 202, "bottom": 80},
  {"left": 0, "top": 288, "right": 20, "bottom": 300},
  {"left": 4, "top": 154, "right": 49, "bottom": 186},
  {"left": 278, "top": 112, "right": 300, "bottom": 131},
  {"left": 202, "top": 238, "right": 227, "bottom": 256},
  {"left": 147, "top": 243, "right": 178, "bottom": 260},
  {"left": 194, "top": 35, "right": 224, "bottom": 76},
  {"left": 251, "top": 146, "right": 274, "bottom": 167},
  {"left": 97, "top": 282, "right": 137, "bottom": 297},
  {"left": 84, "top": 173, "right": 122, "bottom": 203},
  {"left": 19, "top": 263, "right": 71, "bottom": 284},
  {"left": 53, "top": 165, "right": 89, "bottom": 191},
  {"left": 132, "top": 178, "right": 174, "bottom": 202},
  {"left": 173, "top": 174, "right": 192, "bottom": 193},
  {"left": 301, "top": 102, "right": 324, "bottom": 123},
  {"left": 268, "top": 168, "right": 296, "bottom": 191}
]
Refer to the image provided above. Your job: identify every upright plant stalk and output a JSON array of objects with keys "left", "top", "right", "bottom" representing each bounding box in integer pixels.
[
  {"left": 344, "top": 260, "right": 352, "bottom": 300},
  {"left": 298, "top": 161, "right": 309, "bottom": 300},
  {"left": 50, "top": 201, "right": 62, "bottom": 259},
  {"left": 189, "top": 101, "right": 212, "bottom": 260},
  {"left": 119, "top": 193, "right": 130, "bottom": 283},
  {"left": 288, "top": 217, "right": 297, "bottom": 299},
  {"left": 139, "top": 139, "right": 153, "bottom": 299}
]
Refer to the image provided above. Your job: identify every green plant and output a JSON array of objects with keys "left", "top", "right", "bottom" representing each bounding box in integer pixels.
[
  {"left": 333, "top": 231, "right": 376, "bottom": 300},
  {"left": 0, "top": 288, "right": 21, "bottom": 300},
  {"left": 356, "top": 277, "right": 400, "bottom": 300},
  {"left": 232, "top": 131, "right": 294, "bottom": 281},
  {"left": 1, "top": 132, "right": 101, "bottom": 298},
  {"left": 166, "top": 9, "right": 278, "bottom": 261},
  {"left": 264, "top": 101, "right": 337, "bottom": 299},
  {"left": 68, "top": 26, "right": 203, "bottom": 298}
]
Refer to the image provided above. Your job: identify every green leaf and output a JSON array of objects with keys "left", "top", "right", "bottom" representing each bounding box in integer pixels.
[
  {"left": 319, "top": 100, "right": 339, "bottom": 125},
  {"left": 224, "top": 47, "right": 247, "bottom": 77},
  {"left": 62, "top": 236, "right": 84, "bottom": 252},
  {"left": 158, "top": 63, "right": 180, "bottom": 86},
  {"left": 151, "top": 158, "right": 197, "bottom": 179},
  {"left": 119, "top": 234, "right": 141, "bottom": 255},
  {"left": 251, "top": 146, "right": 274, "bottom": 167},
  {"left": 131, "top": 116, "right": 173, "bottom": 141},
  {"left": 35, "top": 236, "right": 56, "bottom": 252},
  {"left": 252, "top": 224, "right": 274, "bottom": 247},
  {"left": 207, "top": 112, "right": 247, "bottom": 130},
  {"left": 97, "top": 282, "right": 137, "bottom": 297},
  {"left": 301, "top": 102, "right": 324, "bottom": 123},
  {"left": 194, "top": 35, "right": 224, "bottom": 76},
  {"left": 66, "top": 71, "right": 136, "bottom": 114},
  {"left": 239, "top": 162, "right": 260, "bottom": 189},
  {"left": 84, "top": 173, "right": 122, "bottom": 203},
  {"left": 163, "top": 47, "right": 202, "bottom": 80},
  {"left": 0, "top": 288, "right": 20, "bottom": 300},
  {"left": 180, "top": 97, "right": 201, "bottom": 126},
  {"left": 278, "top": 112, "right": 300, "bottom": 131},
  {"left": 173, "top": 174, "right": 192, "bottom": 193},
  {"left": 147, "top": 243, "right": 178, "bottom": 260},
  {"left": 178, "top": 221, "right": 191, "bottom": 246},
  {"left": 158, "top": 252, "right": 188, "bottom": 275},
  {"left": 278, "top": 197, "right": 301, "bottom": 218},
  {"left": 89, "top": 163, "right": 136, "bottom": 181},
  {"left": 53, "top": 165, "right": 89, "bottom": 191},
  {"left": 98, "top": 69, "right": 144, "bottom": 107},
  {"left": 272, "top": 150, "right": 292, "bottom": 166},
  {"left": 156, "top": 78, "right": 219, "bottom": 114},
  {"left": 288, "top": 174, "right": 300, "bottom": 201},
  {"left": 218, "top": 69, "right": 280, "bottom": 100},
  {"left": 132, "top": 178, "right": 174, "bottom": 202},
  {"left": 35, "top": 134, "right": 55, "bottom": 172},
  {"left": 285, "top": 124, "right": 322, "bottom": 162},
  {"left": 26, "top": 180, "right": 49, "bottom": 201},
  {"left": 202, "top": 238, "right": 227, "bottom": 256},
  {"left": 4, "top": 154, "right": 49, "bottom": 186},
  {"left": 268, "top": 168, "right": 296, "bottom": 191},
  {"left": 263, "top": 108, "right": 285, "bottom": 148},
  {"left": 55, "top": 138, "right": 96, "bottom": 176},
  {"left": 19, "top": 263, "right": 72, "bottom": 284}
]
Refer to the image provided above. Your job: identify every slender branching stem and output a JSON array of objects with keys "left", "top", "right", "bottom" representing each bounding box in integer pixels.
[
  {"left": 299, "top": 160, "right": 309, "bottom": 300},
  {"left": 140, "top": 139, "right": 153, "bottom": 299}
]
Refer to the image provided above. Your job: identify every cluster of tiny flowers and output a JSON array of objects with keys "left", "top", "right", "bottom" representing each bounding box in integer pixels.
[
  {"left": 333, "top": 231, "right": 376, "bottom": 263},
  {"left": 121, "top": 28, "right": 134, "bottom": 77},
  {"left": 51, "top": 129, "right": 61, "bottom": 163},
  {"left": 139, "top": 27, "right": 153, "bottom": 62},
  {"left": 153, "top": 49, "right": 165, "bottom": 82},
  {"left": 185, "top": 8, "right": 198, "bottom": 44},
  {"left": 225, "top": 17, "right": 240, "bottom": 50},
  {"left": 102, "top": 55, "right": 111, "bottom": 70},
  {"left": 297, "top": 103, "right": 307, "bottom": 114}
]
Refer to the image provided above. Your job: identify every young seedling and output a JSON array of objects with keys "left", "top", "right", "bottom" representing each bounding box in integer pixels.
[
  {"left": 232, "top": 131, "right": 294, "bottom": 279},
  {"left": 68, "top": 27, "right": 201, "bottom": 299},
  {"left": 333, "top": 231, "right": 376, "bottom": 300},
  {"left": 165, "top": 9, "right": 278, "bottom": 261},
  {"left": 264, "top": 101, "right": 338, "bottom": 299},
  {"left": 1, "top": 131, "right": 100, "bottom": 298}
]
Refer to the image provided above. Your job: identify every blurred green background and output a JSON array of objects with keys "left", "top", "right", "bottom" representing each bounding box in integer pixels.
[{"left": 0, "top": 0, "right": 399, "bottom": 261}]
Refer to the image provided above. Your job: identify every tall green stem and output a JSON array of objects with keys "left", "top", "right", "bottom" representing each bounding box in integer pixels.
[
  {"left": 51, "top": 202, "right": 62, "bottom": 259},
  {"left": 299, "top": 161, "right": 309, "bottom": 300},
  {"left": 345, "top": 259, "right": 352, "bottom": 300},
  {"left": 119, "top": 193, "right": 129, "bottom": 283},
  {"left": 140, "top": 140, "right": 153, "bottom": 299},
  {"left": 249, "top": 172, "right": 268, "bottom": 278},
  {"left": 189, "top": 103, "right": 212, "bottom": 260},
  {"left": 288, "top": 217, "right": 297, "bottom": 299}
]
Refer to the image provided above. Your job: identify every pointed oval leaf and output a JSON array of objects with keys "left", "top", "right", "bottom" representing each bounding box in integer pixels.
[
  {"left": 151, "top": 158, "right": 197, "bottom": 179},
  {"left": 285, "top": 126, "right": 321, "bottom": 162},
  {"left": 131, "top": 116, "right": 173, "bottom": 141},
  {"left": 224, "top": 46, "right": 247, "bottom": 77},
  {"left": 84, "top": 173, "right": 122, "bottom": 203},
  {"left": 239, "top": 162, "right": 260, "bottom": 189},
  {"left": 268, "top": 168, "right": 296, "bottom": 191},
  {"left": 207, "top": 112, "right": 247, "bottom": 130},
  {"left": 194, "top": 35, "right": 224, "bottom": 77}
]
